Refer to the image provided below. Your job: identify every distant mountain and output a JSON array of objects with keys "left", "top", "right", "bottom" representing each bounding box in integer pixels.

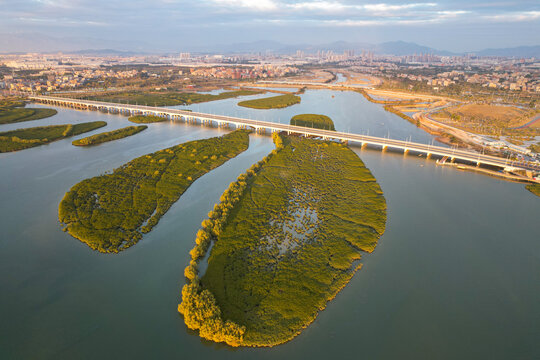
[
  {"left": 474, "top": 45, "right": 540, "bottom": 58},
  {"left": 373, "top": 41, "right": 455, "bottom": 56},
  {"left": 0, "top": 33, "right": 537, "bottom": 58},
  {"left": 70, "top": 49, "right": 146, "bottom": 56}
]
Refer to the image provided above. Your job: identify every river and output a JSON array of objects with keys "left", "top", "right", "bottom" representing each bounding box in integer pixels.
[{"left": 0, "top": 89, "right": 538, "bottom": 359}]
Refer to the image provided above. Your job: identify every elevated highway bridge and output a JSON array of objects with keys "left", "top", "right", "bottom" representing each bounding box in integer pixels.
[{"left": 29, "top": 95, "right": 540, "bottom": 177}]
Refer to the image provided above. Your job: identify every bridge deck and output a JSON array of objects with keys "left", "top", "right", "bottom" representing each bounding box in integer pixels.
[{"left": 30, "top": 95, "right": 539, "bottom": 174}]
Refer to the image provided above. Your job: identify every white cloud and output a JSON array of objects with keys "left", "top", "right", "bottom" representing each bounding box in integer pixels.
[
  {"left": 209, "top": 0, "right": 278, "bottom": 11},
  {"left": 482, "top": 11, "right": 540, "bottom": 22}
]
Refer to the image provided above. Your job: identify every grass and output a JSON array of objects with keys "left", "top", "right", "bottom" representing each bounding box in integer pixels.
[
  {"left": 290, "top": 114, "right": 335, "bottom": 131},
  {"left": 0, "top": 99, "right": 57, "bottom": 124},
  {"left": 128, "top": 115, "right": 166, "bottom": 124},
  {"left": 0, "top": 121, "right": 107, "bottom": 152},
  {"left": 58, "top": 130, "right": 251, "bottom": 253},
  {"left": 238, "top": 94, "right": 301, "bottom": 109},
  {"left": 72, "top": 125, "right": 147, "bottom": 146},
  {"left": 81, "top": 90, "right": 262, "bottom": 107},
  {"left": 179, "top": 134, "right": 386, "bottom": 347},
  {"left": 526, "top": 184, "right": 540, "bottom": 197}
]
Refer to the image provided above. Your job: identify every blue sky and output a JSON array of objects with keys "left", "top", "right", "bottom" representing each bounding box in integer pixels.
[{"left": 0, "top": 0, "right": 538, "bottom": 52}]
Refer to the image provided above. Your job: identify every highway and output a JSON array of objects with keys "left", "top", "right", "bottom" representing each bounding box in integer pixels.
[{"left": 29, "top": 95, "right": 540, "bottom": 175}]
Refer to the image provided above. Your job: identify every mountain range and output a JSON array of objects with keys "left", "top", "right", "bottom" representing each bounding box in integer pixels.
[{"left": 0, "top": 33, "right": 538, "bottom": 58}]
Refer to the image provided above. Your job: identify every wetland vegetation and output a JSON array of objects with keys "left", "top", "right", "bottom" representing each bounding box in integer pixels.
[
  {"left": 59, "top": 130, "right": 250, "bottom": 253},
  {"left": 128, "top": 115, "right": 166, "bottom": 124},
  {"left": 526, "top": 183, "right": 540, "bottom": 197},
  {"left": 72, "top": 125, "right": 147, "bottom": 146},
  {"left": 237, "top": 94, "right": 301, "bottom": 109},
  {"left": 79, "top": 90, "right": 262, "bottom": 107},
  {"left": 179, "top": 133, "right": 386, "bottom": 347},
  {"left": 290, "top": 114, "right": 335, "bottom": 130},
  {"left": 0, "top": 99, "right": 57, "bottom": 124},
  {"left": 0, "top": 121, "right": 106, "bottom": 152}
]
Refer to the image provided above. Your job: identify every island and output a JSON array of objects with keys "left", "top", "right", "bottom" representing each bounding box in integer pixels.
[
  {"left": 128, "top": 115, "right": 166, "bottom": 124},
  {"left": 59, "top": 130, "right": 251, "bottom": 253},
  {"left": 237, "top": 94, "right": 301, "bottom": 109},
  {"left": 526, "top": 184, "right": 540, "bottom": 197},
  {"left": 179, "top": 133, "right": 387, "bottom": 347},
  {"left": 290, "top": 113, "right": 335, "bottom": 130},
  {"left": 0, "top": 121, "right": 107, "bottom": 153},
  {"left": 72, "top": 125, "right": 147, "bottom": 146},
  {"left": 78, "top": 90, "right": 263, "bottom": 107},
  {"left": 0, "top": 99, "right": 57, "bottom": 124}
]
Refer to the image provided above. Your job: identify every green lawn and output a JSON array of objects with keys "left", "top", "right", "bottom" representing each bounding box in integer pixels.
[
  {"left": 290, "top": 114, "right": 335, "bottom": 131},
  {"left": 0, "top": 121, "right": 107, "bottom": 152},
  {"left": 59, "top": 130, "right": 251, "bottom": 253},
  {"left": 179, "top": 134, "right": 387, "bottom": 347},
  {"left": 72, "top": 125, "right": 147, "bottom": 146},
  {"left": 237, "top": 94, "right": 301, "bottom": 109}
]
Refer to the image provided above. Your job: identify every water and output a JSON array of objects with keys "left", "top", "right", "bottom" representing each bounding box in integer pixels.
[{"left": 0, "top": 90, "right": 538, "bottom": 359}]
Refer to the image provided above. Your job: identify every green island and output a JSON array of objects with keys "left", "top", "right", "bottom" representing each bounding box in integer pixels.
[
  {"left": 526, "top": 183, "right": 540, "bottom": 197},
  {"left": 0, "top": 99, "right": 57, "bottom": 125},
  {"left": 179, "top": 134, "right": 387, "bottom": 347},
  {"left": 81, "top": 90, "right": 262, "bottom": 107},
  {"left": 72, "top": 125, "right": 147, "bottom": 146},
  {"left": 58, "top": 130, "right": 250, "bottom": 253},
  {"left": 128, "top": 115, "right": 166, "bottom": 124},
  {"left": 0, "top": 121, "right": 107, "bottom": 153},
  {"left": 290, "top": 114, "right": 335, "bottom": 131},
  {"left": 237, "top": 94, "right": 301, "bottom": 109}
]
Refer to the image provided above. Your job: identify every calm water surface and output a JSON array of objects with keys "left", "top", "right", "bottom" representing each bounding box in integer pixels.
[{"left": 0, "top": 90, "right": 538, "bottom": 359}]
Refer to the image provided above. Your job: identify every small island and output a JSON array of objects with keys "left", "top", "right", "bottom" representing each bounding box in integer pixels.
[
  {"left": 59, "top": 130, "right": 250, "bottom": 253},
  {"left": 0, "top": 99, "right": 57, "bottom": 125},
  {"left": 290, "top": 113, "right": 335, "bottom": 131},
  {"left": 72, "top": 125, "right": 147, "bottom": 146},
  {"left": 237, "top": 94, "right": 301, "bottom": 109},
  {"left": 179, "top": 133, "right": 387, "bottom": 347},
  {"left": 128, "top": 115, "right": 166, "bottom": 124},
  {"left": 81, "top": 90, "right": 263, "bottom": 107},
  {"left": 526, "top": 183, "right": 540, "bottom": 197},
  {"left": 0, "top": 121, "right": 107, "bottom": 152}
]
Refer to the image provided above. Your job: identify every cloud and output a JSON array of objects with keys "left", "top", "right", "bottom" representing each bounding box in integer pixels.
[{"left": 482, "top": 10, "right": 540, "bottom": 22}]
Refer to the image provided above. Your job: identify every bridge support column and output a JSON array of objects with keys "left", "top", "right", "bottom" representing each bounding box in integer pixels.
[
  {"left": 382, "top": 145, "right": 388, "bottom": 151},
  {"left": 404, "top": 148, "right": 409, "bottom": 155}
]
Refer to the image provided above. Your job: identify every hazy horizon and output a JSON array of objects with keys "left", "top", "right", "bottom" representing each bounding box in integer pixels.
[{"left": 0, "top": 0, "right": 539, "bottom": 53}]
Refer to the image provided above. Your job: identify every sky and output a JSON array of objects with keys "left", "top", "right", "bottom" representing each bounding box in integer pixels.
[{"left": 0, "top": 0, "right": 538, "bottom": 52}]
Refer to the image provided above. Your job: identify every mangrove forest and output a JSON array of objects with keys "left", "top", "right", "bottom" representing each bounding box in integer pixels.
[
  {"left": 0, "top": 121, "right": 107, "bottom": 152},
  {"left": 179, "top": 133, "right": 387, "bottom": 347},
  {"left": 0, "top": 99, "right": 57, "bottom": 125},
  {"left": 237, "top": 94, "right": 301, "bottom": 109},
  {"left": 59, "top": 129, "right": 251, "bottom": 253},
  {"left": 290, "top": 114, "right": 335, "bottom": 131},
  {"left": 72, "top": 125, "right": 147, "bottom": 146}
]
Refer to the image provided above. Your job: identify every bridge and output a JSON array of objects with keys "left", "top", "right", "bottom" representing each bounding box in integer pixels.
[{"left": 29, "top": 95, "right": 540, "bottom": 176}]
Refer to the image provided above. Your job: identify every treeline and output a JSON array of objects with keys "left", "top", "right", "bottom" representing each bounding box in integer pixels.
[
  {"left": 0, "top": 121, "right": 106, "bottom": 152},
  {"left": 59, "top": 130, "right": 250, "bottom": 253},
  {"left": 128, "top": 115, "right": 166, "bottom": 124},
  {"left": 72, "top": 125, "right": 147, "bottom": 146},
  {"left": 237, "top": 94, "right": 301, "bottom": 109},
  {"left": 0, "top": 99, "right": 57, "bottom": 125},
  {"left": 290, "top": 114, "right": 335, "bottom": 131},
  {"left": 179, "top": 132, "right": 284, "bottom": 347}
]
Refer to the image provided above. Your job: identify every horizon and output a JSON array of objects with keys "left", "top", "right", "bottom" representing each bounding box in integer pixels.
[{"left": 0, "top": 1, "right": 538, "bottom": 53}]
